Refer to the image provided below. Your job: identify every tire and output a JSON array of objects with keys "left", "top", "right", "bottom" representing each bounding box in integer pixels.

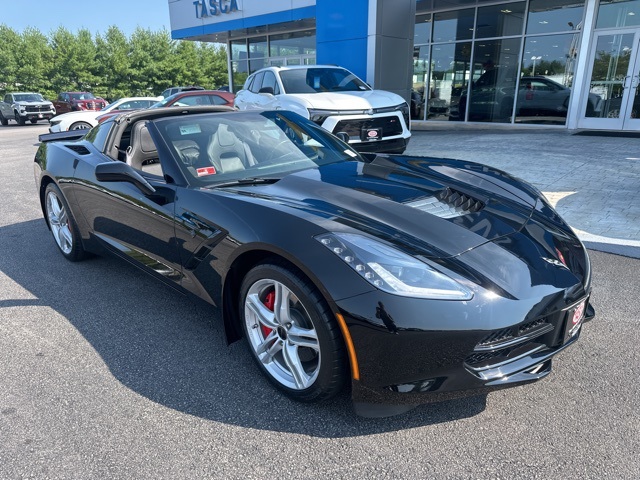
[
  {"left": 69, "top": 121, "right": 92, "bottom": 130},
  {"left": 239, "top": 261, "right": 347, "bottom": 402},
  {"left": 0, "top": 112, "right": 8, "bottom": 126},
  {"left": 44, "top": 183, "right": 87, "bottom": 262},
  {"left": 14, "top": 112, "right": 25, "bottom": 126}
]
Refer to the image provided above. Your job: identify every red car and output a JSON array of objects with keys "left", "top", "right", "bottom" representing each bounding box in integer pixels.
[
  {"left": 97, "top": 90, "right": 235, "bottom": 124},
  {"left": 53, "top": 92, "right": 107, "bottom": 115}
]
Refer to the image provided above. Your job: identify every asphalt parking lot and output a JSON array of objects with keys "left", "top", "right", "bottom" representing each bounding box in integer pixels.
[{"left": 1, "top": 123, "right": 639, "bottom": 479}]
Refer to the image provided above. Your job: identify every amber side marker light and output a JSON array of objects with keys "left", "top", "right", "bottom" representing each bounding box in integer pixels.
[{"left": 335, "top": 313, "right": 360, "bottom": 380}]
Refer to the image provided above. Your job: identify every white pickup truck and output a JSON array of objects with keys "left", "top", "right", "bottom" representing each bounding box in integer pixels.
[{"left": 0, "top": 92, "right": 56, "bottom": 126}]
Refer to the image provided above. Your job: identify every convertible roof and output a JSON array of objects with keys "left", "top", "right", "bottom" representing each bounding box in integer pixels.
[{"left": 111, "top": 105, "right": 236, "bottom": 125}]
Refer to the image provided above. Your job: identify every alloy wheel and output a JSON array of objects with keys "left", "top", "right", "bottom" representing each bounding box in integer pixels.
[
  {"left": 244, "top": 278, "right": 321, "bottom": 390},
  {"left": 46, "top": 190, "right": 73, "bottom": 254}
]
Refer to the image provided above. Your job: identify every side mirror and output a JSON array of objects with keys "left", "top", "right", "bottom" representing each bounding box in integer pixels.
[
  {"left": 258, "top": 87, "right": 275, "bottom": 95},
  {"left": 95, "top": 162, "right": 156, "bottom": 196},
  {"left": 335, "top": 132, "right": 350, "bottom": 144}
]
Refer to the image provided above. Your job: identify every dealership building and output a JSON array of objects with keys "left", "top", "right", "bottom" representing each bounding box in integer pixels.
[{"left": 169, "top": 0, "right": 640, "bottom": 131}]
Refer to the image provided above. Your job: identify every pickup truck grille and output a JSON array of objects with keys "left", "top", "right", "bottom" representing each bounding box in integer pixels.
[{"left": 25, "top": 105, "right": 51, "bottom": 113}]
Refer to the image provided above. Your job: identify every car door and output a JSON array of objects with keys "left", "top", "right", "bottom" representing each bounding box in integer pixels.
[
  {"left": 252, "top": 71, "right": 281, "bottom": 110},
  {"left": 236, "top": 72, "right": 265, "bottom": 110},
  {"left": 72, "top": 124, "right": 183, "bottom": 286}
]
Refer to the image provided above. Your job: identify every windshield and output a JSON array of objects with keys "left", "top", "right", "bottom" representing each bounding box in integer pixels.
[
  {"left": 149, "top": 94, "right": 178, "bottom": 109},
  {"left": 70, "top": 93, "right": 96, "bottom": 100},
  {"left": 14, "top": 93, "right": 45, "bottom": 102},
  {"left": 152, "top": 111, "right": 362, "bottom": 186},
  {"left": 279, "top": 68, "right": 370, "bottom": 94}
]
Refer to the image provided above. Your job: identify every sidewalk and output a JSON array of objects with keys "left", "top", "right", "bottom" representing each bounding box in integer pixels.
[{"left": 405, "top": 125, "right": 640, "bottom": 258}]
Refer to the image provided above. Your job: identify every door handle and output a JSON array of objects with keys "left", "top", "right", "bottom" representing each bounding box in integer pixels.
[{"left": 623, "top": 75, "right": 632, "bottom": 88}]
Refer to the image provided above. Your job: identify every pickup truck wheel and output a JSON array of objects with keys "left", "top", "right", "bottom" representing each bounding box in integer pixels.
[
  {"left": 14, "top": 112, "right": 25, "bottom": 126},
  {"left": 0, "top": 112, "right": 8, "bottom": 126}
]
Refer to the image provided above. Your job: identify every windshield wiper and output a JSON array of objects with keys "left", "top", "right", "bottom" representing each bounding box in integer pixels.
[{"left": 209, "top": 177, "right": 282, "bottom": 188}]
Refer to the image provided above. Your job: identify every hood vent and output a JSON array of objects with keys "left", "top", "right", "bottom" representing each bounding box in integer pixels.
[{"left": 405, "top": 187, "right": 484, "bottom": 219}]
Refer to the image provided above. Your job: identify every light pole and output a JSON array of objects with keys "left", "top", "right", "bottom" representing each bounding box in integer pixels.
[{"left": 531, "top": 56, "right": 542, "bottom": 76}]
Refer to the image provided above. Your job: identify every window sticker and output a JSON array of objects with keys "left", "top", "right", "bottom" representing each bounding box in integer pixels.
[
  {"left": 344, "top": 149, "right": 358, "bottom": 158},
  {"left": 179, "top": 124, "right": 202, "bottom": 135},
  {"left": 196, "top": 166, "right": 217, "bottom": 176}
]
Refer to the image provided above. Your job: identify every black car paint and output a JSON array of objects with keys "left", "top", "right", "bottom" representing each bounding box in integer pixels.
[{"left": 34, "top": 108, "right": 592, "bottom": 415}]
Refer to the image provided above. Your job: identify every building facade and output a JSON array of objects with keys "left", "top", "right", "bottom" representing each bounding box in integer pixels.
[{"left": 169, "top": 0, "right": 640, "bottom": 131}]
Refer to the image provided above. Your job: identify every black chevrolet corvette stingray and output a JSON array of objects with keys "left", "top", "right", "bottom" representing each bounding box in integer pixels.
[{"left": 35, "top": 106, "right": 594, "bottom": 417}]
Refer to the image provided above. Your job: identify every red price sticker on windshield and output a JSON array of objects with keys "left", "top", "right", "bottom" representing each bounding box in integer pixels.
[{"left": 196, "top": 166, "right": 217, "bottom": 177}]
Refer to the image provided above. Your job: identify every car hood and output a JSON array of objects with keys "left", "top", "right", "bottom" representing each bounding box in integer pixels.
[
  {"left": 15, "top": 100, "right": 53, "bottom": 106},
  {"left": 230, "top": 155, "right": 540, "bottom": 259},
  {"left": 281, "top": 90, "right": 406, "bottom": 110}
]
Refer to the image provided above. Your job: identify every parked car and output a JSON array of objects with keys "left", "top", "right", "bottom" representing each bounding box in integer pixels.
[
  {"left": 53, "top": 92, "right": 107, "bottom": 115},
  {"left": 35, "top": 106, "right": 593, "bottom": 417},
  {"left": 48, "top": 97, "right": 160, "bottom": 133},
  {"left": 457, "top": 70, "right": 602, "bottom": 122},
  {"left": 234, "top": 65, "right": 411, "bottom": 154},
  {"left": 95, "top": 90, "right": 235, "bottom": 124},
  {"left": 0, "top": 92, "right": 56, "bottom": 126},
  {"left": 160, "top": 85, "right": 204, "bottom": 99}
]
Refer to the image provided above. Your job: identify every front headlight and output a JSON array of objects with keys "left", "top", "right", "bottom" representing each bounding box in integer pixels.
[
  {"left": 316, "top": 233, "right": 473, "bottom": 300},
  {"left": 394, "top": 102, "right": 410, "bottom": 128},
  {"left": 307, "top": 108, "right": 338, "bottom": 125}
]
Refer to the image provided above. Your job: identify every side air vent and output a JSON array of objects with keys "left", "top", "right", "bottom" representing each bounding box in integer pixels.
[
  {"left": 64, "top": 144, "right": 91, "bottom": 155},
  {"left": 405, "top": 188, "right": 484, "bottom": 219}
]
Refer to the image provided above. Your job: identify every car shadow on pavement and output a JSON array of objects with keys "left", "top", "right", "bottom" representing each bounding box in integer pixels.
[{"left": 0, "top": 219, "right": 488, "bottom": 437}]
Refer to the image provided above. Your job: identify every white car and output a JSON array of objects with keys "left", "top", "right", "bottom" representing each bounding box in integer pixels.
[
  {"left": 48, "top": 97, "right": 160, "bottom": 133},
  {"left": 234, "top": 65, "right": 411, "bottom": 154}
]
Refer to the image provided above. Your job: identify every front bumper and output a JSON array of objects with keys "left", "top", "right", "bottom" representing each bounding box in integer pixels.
[
  {"left": 336, "top": 282, "right": 593, "bottom": 416},
  {"left": 23, "top": 112, "right": 55, "bottom": 121},
  {"left": 320, "top": 112, "right": 411, "bottom": 154}
]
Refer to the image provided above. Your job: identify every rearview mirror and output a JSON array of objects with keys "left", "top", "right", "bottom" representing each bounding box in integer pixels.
[{"left": 258, "top": 87, "right": 275, "bottom": 95}]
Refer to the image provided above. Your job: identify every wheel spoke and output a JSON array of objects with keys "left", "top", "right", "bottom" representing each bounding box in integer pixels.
[
  {"left": 282, "top": 342, "right": 310, "bottom": 389},
  {"left": 274, "top": 282, "right": 292, "bottom": 325},
  {"left": 256, "top": 332, "right": 282, "bottom": 364},
  {"left": 60, "top": 225, "right": 73, "bottom": 250},
  {"left": 287, "top": 324, "right": 319, "bottom": 351},
  {"left": 246, "top": 293, "right": 278, "bottom": 329}
]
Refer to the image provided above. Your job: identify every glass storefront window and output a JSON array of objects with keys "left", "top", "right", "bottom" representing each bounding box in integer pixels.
[
  {"left": 527, "top": 0, "right": 585, "bottom": 34},
  {"left": 231, "top": 60, "right": 249, "bottom": 92},
  {"left": 466, "top": 38, "right": 522, "bottom": 122},
  {"left": 412, "top": 45, "right": 430, "bottom": 120},
  {"left": 230, "top": 39, "right": 247, "bottom": 61},
  {"left": 433, "top": 9, "right": 475, "bottom": 42},
  {"left": 269, "top": 31, "right": 316, "bottom": 57},
  {"left": 430, "top": 42, "right": 473, "bottom": 121},
  {"left": 515, "top": 33, "right": 580, "bottom": 124},
  {"left": 475, "top": 3, "right": 526, "bottom": 38},
  {"left": 249, "top": 36, "right": 268, "bottom": 58},
  {"left": 596, "top": 0, "right": 640, "bottom": 29},
  {"left": 415, "top": 14, "right": 432, "bottom": 44}
]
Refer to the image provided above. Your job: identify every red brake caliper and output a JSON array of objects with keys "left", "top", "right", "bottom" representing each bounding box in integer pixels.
[{"left": 261, "top": 289, "right": 275, "bottom": 338}]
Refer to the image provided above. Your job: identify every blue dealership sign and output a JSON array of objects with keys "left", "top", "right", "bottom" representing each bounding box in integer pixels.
[{"left": 193, "top": 0, "right": 240, "bottom": 18}]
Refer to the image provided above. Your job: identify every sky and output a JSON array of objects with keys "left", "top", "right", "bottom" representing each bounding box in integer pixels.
[{"left": 0, "top": 0, "right": 171, "bottom": 36}]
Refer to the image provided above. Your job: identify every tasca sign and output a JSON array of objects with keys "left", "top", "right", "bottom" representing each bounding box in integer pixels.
[{"left": 193, "top": 0, "right": 240, "bottom": 18}]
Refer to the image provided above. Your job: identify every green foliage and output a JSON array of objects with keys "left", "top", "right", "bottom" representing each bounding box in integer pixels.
[{"left": 0, "top": 24, "right": 229, "bottom": 101}]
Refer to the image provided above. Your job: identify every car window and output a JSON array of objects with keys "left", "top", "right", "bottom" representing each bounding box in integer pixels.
[
  {"left": 84, "top": 121, "right": 112, "bottom": 152},
  {"left": 279, "top": 68, "right": 369, "bottom": 94},
  {"left": 4, "top": 95, "right": 11, "bottom": 103},
  {"left": 209, "top": 95, "right": 229, "bottom": 105},
  {"left": 261, "top": 71, "right": 280, "bottom": 94},
  {"left": 174, "top": 95, "right": 210, "bottom": 106},
  {"left": 153, "top": 111, "right": 361, "bottom": 187},
  {"left": 249, "top": 72, "right": 265, "bottom": 93},
  {"left": 244, "top": 75, "right": 254, "bottom": 90}
]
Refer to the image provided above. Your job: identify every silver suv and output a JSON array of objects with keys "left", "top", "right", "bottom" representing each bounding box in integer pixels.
[{"left": 234, "top": 65, "right": 411, "bottom": 154}]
